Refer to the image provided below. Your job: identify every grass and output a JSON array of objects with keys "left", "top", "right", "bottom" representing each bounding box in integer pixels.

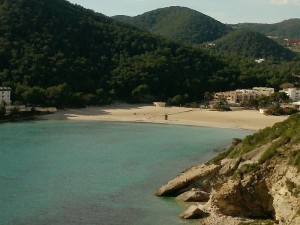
[
  {"left": 228, "top": 113, "right": 300, "bottom": 159},
  {"left": 232, "top": 163, "right": 259, "bottom": 179},
  {"left": 258, "top": 146, "right": 278, "bottom": 164},
  {"left": 289, "top": 150, "right": 300, "bottom": 171}
]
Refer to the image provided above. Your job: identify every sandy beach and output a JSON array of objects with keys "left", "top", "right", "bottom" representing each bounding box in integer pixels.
[{"left": 41, "top": 104, "right": 288, "bottom": 131}]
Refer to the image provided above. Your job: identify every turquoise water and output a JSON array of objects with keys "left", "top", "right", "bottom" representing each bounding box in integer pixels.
[{"left": 0, "top": 120, "right": 251, "bottom": 225}]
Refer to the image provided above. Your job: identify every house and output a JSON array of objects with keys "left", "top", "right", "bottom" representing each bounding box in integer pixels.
[
  {"left": 0, "top": 87, "right": 11, "bottom": 105},
  {"left": 280, "top": 88, "right": 300, "bottom": 101},
  {"left": 255, "top": 59, "right": 265, "bottom": 64}
]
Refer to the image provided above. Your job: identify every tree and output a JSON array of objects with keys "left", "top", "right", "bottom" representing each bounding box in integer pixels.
[
  {"left": 131, "top": 84, "right": 151, "bottom": 102},
  {"left": 269, "top": 92, "right": 291, "bottom": 104},
  {"left": 21, "top": 86, "right": 46, "bottom": 105},
  {"left": 242, "top": 99, "right": 259, "bottom": 109},
  {"left": 204, "top": 92, "right": 214, "bottom": 102},
  {"left": 170, "top": 94, "right": 189, "bottom": 106},
  {"left": 280, "top": 83, "right": 294, "bottom": 89},
  {"left": 0, "top": 101, "right": 6, "bottom": 119},
  {"left": 46, "top": 83, "right": 72, "bottom": 107}
]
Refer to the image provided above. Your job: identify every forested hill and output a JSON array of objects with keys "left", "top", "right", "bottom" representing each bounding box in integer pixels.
[
  {"left": 211, "top": 29, "right": 295, "bottom": 60},
  {"left": 0, "top": 0, "right": 240, "bottom": 107},
  {"left": 112, "top": 6, "right": 231, "bottom": 45},
  {"left": 234, "top": 19, "right": 300, "bottom": 40}
]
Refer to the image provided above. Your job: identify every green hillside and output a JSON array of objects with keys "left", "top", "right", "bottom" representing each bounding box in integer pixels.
[
  {"left": 0, "top": 0, "right": 239, "bottom": 107},
  {"left": 234, "top": 19, "right": 300, "bottom": 40},
  {"left": 211, "top": 29, "right": 295, "bottom": 60},
  {"left": 112, "top": 6, "right": 231, "bottom": 45}
]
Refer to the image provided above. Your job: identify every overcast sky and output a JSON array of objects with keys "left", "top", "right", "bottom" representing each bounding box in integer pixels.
[{"left": 67, "top": 0, "right": 299, "bottom": 24}]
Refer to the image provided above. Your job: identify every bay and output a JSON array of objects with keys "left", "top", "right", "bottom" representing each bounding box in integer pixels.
[{"left": 0, "top": 120, "right": 251, "bottom": 225}]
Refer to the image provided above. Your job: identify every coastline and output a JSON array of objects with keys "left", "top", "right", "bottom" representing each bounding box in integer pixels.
[{"left": 39, "top": 104, "right": 288, "bottom": 131}]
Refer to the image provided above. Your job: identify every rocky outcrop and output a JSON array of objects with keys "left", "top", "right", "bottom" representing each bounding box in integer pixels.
[
  {"left": 155, "top": 163, "right": 221, "bottom": 196},
  {"left": 156, "top": 134, "right": 300, "bottom": 225},
  {"left": 211, "top": 176, "right": 275, "bottom": 218}
]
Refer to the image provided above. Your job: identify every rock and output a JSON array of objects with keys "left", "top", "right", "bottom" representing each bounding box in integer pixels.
[
  {"left": 211, "top": 176, "right": 275, "bottom": 218},
  {"left": 176, "top": 189, "right": 210, "bottom": 202},
  {"left": 155, "top": 163, "right": 221, "bottom": 196},
  {"left": 179, "top": 205, "right": 209, "bottom": 219},
  {"left": 219, "top": 157, "right": 242, "bottom": 176}
]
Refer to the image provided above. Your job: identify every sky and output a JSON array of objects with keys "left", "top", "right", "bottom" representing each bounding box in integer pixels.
[{"left": 67, "top": 0, "right": 300, "bottom": 24}]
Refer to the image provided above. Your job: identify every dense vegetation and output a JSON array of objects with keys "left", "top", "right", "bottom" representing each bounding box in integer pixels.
[
  {"left": 0, "top": 1, "right": 299, "bottom": 108},
  {"left": 112, "top": 6, "right": 231, "bottom": 45},
  {"left": 209, "top": 113, "right": 300, "bottom": 170},
  {"left": 209, "top": 29, "right": 295, "bottom": 60},
  {"left": 0, "top": 0, "right": 242, "bottom": 107},
  {"left": 114, "top": 7, "right": 300, "bottom": 86},
  {"left": 234, "top": 19, "right": 300, "bottom": 40}
]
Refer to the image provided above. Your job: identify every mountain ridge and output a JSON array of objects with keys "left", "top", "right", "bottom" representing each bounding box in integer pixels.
[
  {"left": 112, "top": 6, "right": 232, "bottom": 45},
  {"left": 0, "top": 0, "right": 238, "bottom": 106},
  {"left": 233, "top": 18, "right": 300, "bottom": 40}
]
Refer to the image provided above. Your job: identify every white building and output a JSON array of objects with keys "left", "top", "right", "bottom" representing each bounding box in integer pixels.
[
  {"left": 255, "top": 59, "right": 265, "bottom": 64},
  {"left": 280, "top": 88, "right": 300, "bottom": 101},
  {"left": 0, "top": 87, "right": 11, "bottom": 105}
]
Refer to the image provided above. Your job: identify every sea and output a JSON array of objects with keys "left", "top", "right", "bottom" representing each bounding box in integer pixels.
[{"left": 0, "top": 120, "right": 251, "bottom": 225}]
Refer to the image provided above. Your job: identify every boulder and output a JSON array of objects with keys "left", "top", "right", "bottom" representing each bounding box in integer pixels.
[
  {"left": 211, "top": 176, "right": 275, "bottom": 218},
  {"left": 176, "top": 189, "right": 210, "bottom": 202},
  {"left": 179, "top": 205, "right": 209, "bottom": 219}
]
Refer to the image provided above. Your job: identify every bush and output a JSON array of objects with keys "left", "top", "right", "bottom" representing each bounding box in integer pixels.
[
  {"left": 232, "top": 163, "right": 259, "bottom": 179},
  {"left": 212, "top": 101, "right": 231, "bottom": 111},
  {"left": 265, "top": 105, "right": 298, "bottom": 116},
  {"left": 289, "top": 150, "right": 300, "bottom": 171}
]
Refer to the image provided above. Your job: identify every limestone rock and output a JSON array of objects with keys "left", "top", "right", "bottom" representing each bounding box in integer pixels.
[
  {"left": 211, "top": 176, "right": 275, "bottom": 218},
  {"left": 176, "top": 189, "right": 210, "bottom": 202},
  {"left": 155, "top": 163, "right": 221, "bottom": 196},
  {"left": 179, "top": 205, "right": 209, "bottom": 219}
]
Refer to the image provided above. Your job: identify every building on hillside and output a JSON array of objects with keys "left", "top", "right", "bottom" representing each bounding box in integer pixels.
[
  {"left": 214, "top": 87, "right": 274, "bottom": 104},
  {"left": 0, "top": 87, "right": 11, "bottom": 105},
  {"left": 280, "top": 88, "right": 300, "bottom": 101},
  {"left": 254, "top": 58, "right": 265, "bottom": 64},
  {"left": 284, "top": 39, "right": 300, "bottom": 47}
]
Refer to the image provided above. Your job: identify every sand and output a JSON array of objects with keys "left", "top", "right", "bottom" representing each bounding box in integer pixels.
[{"left": 41, "top": 104, "right": 288, "bottom": 131}]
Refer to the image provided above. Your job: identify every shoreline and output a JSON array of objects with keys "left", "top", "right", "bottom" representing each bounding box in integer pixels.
[{"left": 39, "top": 104, "right": 288, "bottom": 131}]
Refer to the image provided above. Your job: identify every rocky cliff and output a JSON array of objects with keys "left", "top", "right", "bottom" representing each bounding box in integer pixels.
[{"left": 156, "top": 113, "right": 300, "bottom": 225}]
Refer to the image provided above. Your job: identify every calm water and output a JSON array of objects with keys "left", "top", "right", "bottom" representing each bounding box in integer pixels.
[{"left": 0, "top": 120, "right": 251, "bottom": 225}]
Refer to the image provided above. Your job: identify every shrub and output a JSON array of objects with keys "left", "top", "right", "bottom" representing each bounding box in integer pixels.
[
  {"left": 232, "top": 163, "right": 259, "bottom": 179},
  {"left": 289, "top": 150, "right": 300, "bottom": 171}
]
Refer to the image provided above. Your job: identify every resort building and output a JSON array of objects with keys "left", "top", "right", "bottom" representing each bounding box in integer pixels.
[
  {"left": 0, "top": 87, "right": 11, "bottom": 105},
  {"left": 280, "top": 88, "right": 300, "bottom": 101},
  {"left": 214, "top": 87, "right": 274, "bottom": 104}
]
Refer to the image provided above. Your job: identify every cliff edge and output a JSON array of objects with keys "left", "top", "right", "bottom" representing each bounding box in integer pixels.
[{"left": 156, "top": 113, "right": 300, "bottom": 225}]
